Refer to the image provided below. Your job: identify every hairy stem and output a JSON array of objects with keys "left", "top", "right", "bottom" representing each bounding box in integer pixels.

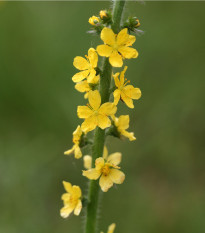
[{"left": 84, "top": 1, "right": 126, "bottom": 233}]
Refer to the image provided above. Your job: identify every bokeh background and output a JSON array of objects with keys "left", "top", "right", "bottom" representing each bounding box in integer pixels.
[{"left": 0, "top": 1, "right": 205, "bottom": 233}]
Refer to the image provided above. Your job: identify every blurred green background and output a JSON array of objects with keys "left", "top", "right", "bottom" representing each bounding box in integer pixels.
[{"left": 0, "top": 1, "right": 205, "bottom": 233}]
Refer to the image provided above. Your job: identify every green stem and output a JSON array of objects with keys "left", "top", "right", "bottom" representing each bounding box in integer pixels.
[{"left": 84, "top": 1, "right": 126, "bottom": 233}]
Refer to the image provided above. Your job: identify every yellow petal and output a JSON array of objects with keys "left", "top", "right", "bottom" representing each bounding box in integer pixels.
[
  {"left": 125, "top": 35, "right": 136, "bottom": 46},
  {"left": 113, "top": 89, "right": 121, "bottom": 106},
  {"left": 60, "top": 206, "right": 74, "bottom": 218},
  {"left": 97, "top": 114, "right": 111, "bottom": 129},
  {"left": 101, "top": 27, "right": 116, "bottom": 46},
  {"left": 131, "top": 87, "right": 141, "bottom": 100},
  {"left": 72, "top": 185, "right": 82, "bottom": 198},
  {"left": 113, "top": 72, "right": 120, "bottom": 88},
  {"left": 64, "top": 145, "right": 75, "bottom": 155},
  {"left": 98, "top": 102, "right": 117, "bottom": 116},
  {"left": 109, "top": 51, "right": 123, "bottom": 67},
  {"left": 73, "top": 56, "right": 89, "bottom": 70},
  {"left": 74, "top": 145, "right": 82, "bottom": 159},
  {"left": 99, "top": 174, "right": 113, "bottom": 192},
  {"left": 121, "top": 130, "right": 136, "bottom": 141},
  {"left": 61, "top": 193, "right": 70, "bottom": 201},
  {"left": 119, "top": 66, "right": 128, "bottom": 86},
  {"left": 72, "top": 70, "right": 90, "bottom": 83},
  {"left": 88, "top": 48, "right": 98, "bottom": 68},
  {"left": 121, "top": 92, "right": 134, "bottom": 108},
  {"left": 109, "top": 169, "right": 125, "bottom": 184},
  {"left": 107, "top": 152, "right": 122, "bottom": 166},
  {"left": 82, "top": 168, "right": 101, "bottom": 180},
  {"left": 103, "top": 146, "right": 108, "bottom": 160},
  {"left": 95, "top": 157, "right": 105, "bottom": 170},
  {"left": 75, "top": 80, "right": 90, "bottom": 93},
  {"left": 83, "top": 155, "right": 92, "bottom": 169},
  {"left": 108, "top": 223, "right": 116, "bottom": 233},
  {"left": 123, "top": 85, "right": 141, "bottom": 100},
  {"left": 117, "top": 28, "right": 129, "bottom": 46},
  {"left": 118, "top": 46, "right": 138, "bottom": 59},
  {"left": 118, "top": 115, "right": 130, "bottom": 130},
  {"left": 73, "top": 125, "right": 82, "bottom": 136},
  {"left": 87, "top": 69, "right": 96, "bottom": 83},
  {"left": 88, "top": 90, "right": 101, "bottom": 110},
  {"left": 77, "top": 106, "right": 93, "bottom": 119},
  {"left": 74, "top": 200, "right": 82, "bottom": 216},
  {"left": 62, "top": 181, "right": 73, "bottom": 193},
  {"left": 97, "top": 44, "right": 113, "bottom": 57},
  {"left": 84, "top": 92, "right": 89, "bottom": 99},
  {"left": 81, "top": 116, "right": 97, "bottom": 133},
  {"left": 88, "top": 74, "right": 100, "bottom": 85}
]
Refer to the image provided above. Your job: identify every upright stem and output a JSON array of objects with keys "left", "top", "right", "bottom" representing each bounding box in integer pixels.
[{"left": 84, "top": 1, "right": 126, "bottom": 233}]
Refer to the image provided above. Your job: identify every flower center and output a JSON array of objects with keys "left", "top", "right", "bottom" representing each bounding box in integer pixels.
[
  {"left": 112, "top": 43, "right": 118, "bottom": 51},
  {"left": 101, "top": 164, "right": 111, "bottom": 176},
  {"left": 93, "top": 110, "right": 99, "bottom": 116}
]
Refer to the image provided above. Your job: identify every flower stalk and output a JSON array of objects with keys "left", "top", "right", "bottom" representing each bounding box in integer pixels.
[
  {"left": 60, "top": 0, "right": 142, "bottom": 231},
  {"left": 84, "top": 1, "right": 127, "bottom": 233}
]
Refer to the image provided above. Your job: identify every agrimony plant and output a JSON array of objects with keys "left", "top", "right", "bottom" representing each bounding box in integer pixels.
[{"left": 60, "top": 1, "right": 142, "bottom": 232}]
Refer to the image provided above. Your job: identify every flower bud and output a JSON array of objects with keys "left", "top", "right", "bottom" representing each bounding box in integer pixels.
[
  {"left": 99, "top": 10, "right": 107, "bottom": 19},
  {"left": 88, "top": 16, "right": 99, "bottom": 26}
]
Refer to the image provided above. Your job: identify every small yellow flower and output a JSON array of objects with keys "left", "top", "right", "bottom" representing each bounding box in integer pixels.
[
  {"left": 60, "top": 181, "right": 82, "bottom": 218},
  {"left": 97, "top": 27, "right": 138, "bottom": 67},
  {"left": 112, "top": 115, "right": 136, "bottom": 141},
  {"left": 75, "top": 75, "right": 99, "bottom": 99},
  {"left": 99, "top": 10, "right": 107, "bottom": 19},
  {"left": 77, "top": 90, "right": 117, "bottom": 133},
  {"left": 64, "top": 125, "right": 83, "bottom": 159},
  {"left": 113, "top": 66, "right": 141, "bottom": 108},
  {"left": 82, "top": 148, "right": 125, "bottom": 192},
  {"left": 101, "top": 223, "right": 116, "bottom": 233},
  {"left": 89, "top": 16, "right": 100, "bottom": 25},
  {"left": 72, "top": 48, "right": 98, "bottom": 83}
]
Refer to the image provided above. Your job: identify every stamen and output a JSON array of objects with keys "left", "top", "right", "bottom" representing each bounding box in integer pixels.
[{"left": 124, "top": 80, "right": 130, "bottom": 86}]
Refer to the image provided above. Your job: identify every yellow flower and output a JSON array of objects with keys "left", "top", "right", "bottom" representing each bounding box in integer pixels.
[
  {"left": 72, "top": 48, "right": 98, "bottom": 83},
  {"left": 64, "top": 125, "right": 83, "bottom": 159},
  {"left": 60, "top": 181, "right": 82, "bottom": 218},
  {"left": 112, "top": 115, "right": 136, "bottom": 141},
  {"left": 82, "top": 148, "right": 125, "bottom": 192},
  {"left": 113, "top": 66, "right": 141, "bottom": 108},
  {"left": 97, "top": 27, "right": 138, "bottom": 67},
  {"left": 101, "top": 223, "right": 116, "bottom": 233},
  {"left": 75, "top": 75, "right": 99, "bottom": 99},
  {"left": 89, "top": 16, "right": 100, "bottom": 25},
  {"left": 99, "top": 10, "right": 107, "bottom": 19},
  {"left": 77, "top": 90, "right": 117, "bottom": 133}
]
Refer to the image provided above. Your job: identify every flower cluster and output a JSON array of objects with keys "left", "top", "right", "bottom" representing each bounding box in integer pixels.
[{"left": 60, "top": 7, "right": 142, "bottom": 232}]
